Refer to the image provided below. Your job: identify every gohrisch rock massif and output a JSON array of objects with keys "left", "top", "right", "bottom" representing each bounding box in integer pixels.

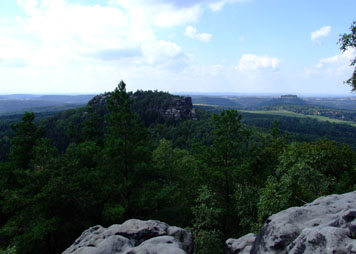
[
  {"left": 63, "top": 191, "right": 356, "bottom": 254},
  {"left": 88, "top": 92, "right": 197, "bottom": 121}
]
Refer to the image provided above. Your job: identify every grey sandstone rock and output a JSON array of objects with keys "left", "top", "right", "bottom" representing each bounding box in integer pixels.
[
  {"left": 62, "top": 219, "right": 193, "bottom": 254},
  {"left": 167, "top": 226, "right": 194, "bottom": 254},
  {"left": 248, "top": 191, "right": 356, "bottom": 254},
  {"left": 107, "top": 219, "right": 169, "bottom": 244},
  {"left": 226, "top": 233, "right": 256, "bottom": 254},
  {"left": 122, "top": 236, "right": 186, "bottom": 254}
]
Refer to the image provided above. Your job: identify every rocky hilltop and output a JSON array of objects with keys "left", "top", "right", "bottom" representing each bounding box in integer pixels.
[
  {"left": 88, "top": 91, "right": 197, "bottom": 121},
  {"left": 226, "top": 190, "right": 356, "bottom": 254}
]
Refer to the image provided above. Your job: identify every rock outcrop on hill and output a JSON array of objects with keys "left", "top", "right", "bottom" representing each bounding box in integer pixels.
[
  {"left": 226, "top": 191, "right": 356, "bottom": 254},
  {"left": 88, "top": 91, "right": 197, "bottom": 121},
  {"left": 161, "top": 96, "right": 197, "bottom": 120},
  {"left": 62, "top": 219, "right": 193, "bottom": 254}
]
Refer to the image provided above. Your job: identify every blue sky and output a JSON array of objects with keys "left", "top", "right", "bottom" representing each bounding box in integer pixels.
[{"left": 0, "top": 0, "right": 355, "bottom": 95}]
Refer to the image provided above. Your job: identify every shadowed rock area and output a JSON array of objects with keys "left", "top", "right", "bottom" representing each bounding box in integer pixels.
[
  {"left": 62, "top": 219, "right": 193, "bottom": 254},
  {"left": 226, "top": 191, "right": 356, "bottom": 254}
]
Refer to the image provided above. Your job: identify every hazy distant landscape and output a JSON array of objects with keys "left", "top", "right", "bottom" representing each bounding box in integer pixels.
[
  {"left": 0, "top": 94, "right": 95, "bottom": 115},
  {"left": 2, "top": 93, "right": 356, "bottom": 115}
]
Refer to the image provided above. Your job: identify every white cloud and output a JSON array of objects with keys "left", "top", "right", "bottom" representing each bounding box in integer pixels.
[
  {"left": 0, "top": 58, "right": 27, "bottom": 68},
  {"left": 14, "top": 0, "right": 201, "bottom": 60},
  {"left": 236, "top": 54, "right": 280, "bottom": 72},
  {"left": 0, "top": 0, "right": 204, "bottom": 93},
  {"left": 117, "top": 0, "right": 202, "bottom": 28},
  {"left": 305, "top": 48, "right": 355, "bottom": 76},
  {"left": 208, "top": 0, "right": 250, "bottom": 11},
  {"left": 311, "top": 26, "right": 331, "bottom": 42},
  {"left": 152, "top": 5, "right": 202, "bottom": 28},
  {"left": 141, "top": 40, "right": 188, "bottom": 68},
  {"left": 184, "top": 26, "right": 212, "bottom": 42}
]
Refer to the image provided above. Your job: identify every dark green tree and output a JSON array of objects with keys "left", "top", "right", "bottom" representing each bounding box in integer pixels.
[
  {"left": 0, "top": 135, "right": 60, "bottom": 254},
  {"left": 206, "top": 110, "right": 249, "bottom": 238},
  {"left": 82, "top": 105, "right": 104, "bottom": 145},
  {"left": 257, "top": 139, "right": 356, "bottom": 224},
  {"left": 234, "top": 121, "right": 288, "bottom": 233},
  {"left": 9, "top": 112, "right": 41, "bottom": 170},
  {"left": 144, "top": 139, "right": 198, "bottom": 226},
  {"left": 101, "top": 81, "right": 153, "bottom": 222},
  {"left": 339, "top": 21, "right": 356, "bottom": 91},
  {"left": 191, "top": 186, "right": 223, "bottom": 254}
]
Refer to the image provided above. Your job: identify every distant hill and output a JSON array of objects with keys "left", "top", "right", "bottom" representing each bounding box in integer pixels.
[
  {"left": 258, "top": 95, "right": 306, "bottom": 108},
  {"left": 305, "top": 97, "right": 356, "bottom": 110},
  {"left": 0, "top": 95, "right": 95, "bottom": 115},
  {"left": 191, "top": 96, "right": 242, "bottom": 108},
  {"left": 38, "top": 95, "right": 95, "bottom": 103},
  {"left": 189, "top": 95, "right": 308, "bottom": 109}
]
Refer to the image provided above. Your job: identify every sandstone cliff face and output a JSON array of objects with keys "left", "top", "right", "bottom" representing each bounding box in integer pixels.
[
  {"left": 62, "top": 219, "right": 193, "bottom": 254},
  {"left": 226, "top": 191, "right": 356, "bottom": 254},
  {"left": 160, "top": 96, "right": 197, "bottom": 120},
  {"left": 88, "top": 92, "right": 197, "bottom": 121}
]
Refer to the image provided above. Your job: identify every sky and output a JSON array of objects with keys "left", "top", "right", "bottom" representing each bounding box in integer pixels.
[{"left": 0, "top": 0, "right": 356, "bottom": 95}]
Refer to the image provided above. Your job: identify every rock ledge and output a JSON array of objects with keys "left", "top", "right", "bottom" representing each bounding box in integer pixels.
[{"left": 62, "top": 219, "right": 193, "bottom": 254}]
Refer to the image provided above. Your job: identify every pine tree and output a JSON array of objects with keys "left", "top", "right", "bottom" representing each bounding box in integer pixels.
[
  {"left": 101, "top": 81, "right": 152, "bottom": 221},
  {"left": 9, "top": 112, "right": 41, "bottom": 170}
]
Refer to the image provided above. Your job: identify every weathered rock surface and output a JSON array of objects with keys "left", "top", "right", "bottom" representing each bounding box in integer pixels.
[
  {"left": 63, "top": 219, "right": 193, "bottom": 254},
  {"left": 226, "top": 233, "right": 256, "bottom": 254},
  {"left": 228, "top": 191, "right": 356, "bottom": 254},
  {"left": 161, "top": 97, "right": 197, "bottom": 120}
]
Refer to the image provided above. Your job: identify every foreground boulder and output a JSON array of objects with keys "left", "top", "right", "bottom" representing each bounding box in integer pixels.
[
  {"left": 226, "top": 233, "right": 256, "bottom": 254},
  {"left": 226, "top": 191, "right": 356, "bottom": 254},
  {"left": 62, "top": 219, "right": 193, "bottom": 254}
]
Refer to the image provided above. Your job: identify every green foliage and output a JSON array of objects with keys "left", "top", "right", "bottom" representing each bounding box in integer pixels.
[
  {"left": 234, "top": 183, "right": 261, "bottom": 233},
  {"left": 339, "top": 21, "right": 356, "bottom": 90},
  {"left": 0, "top": 245, "right": 16, "bottom": 254},
  {"left": 213, "top": 110, "right": 245, "bottom": 167},
  {"left": 146, "top": 139, "right": 198, "bottom": 226},
  {"left": 9, "top": 112, "right": 41, "bottom": 169},
  {"left": 257, "top": 140, "right": 356, "bottom": 223},
  {"left": 209, "top": 110, "right": 249, "bottom": 237},
  {"left": 82, "top": 105, "right": 103, "bottom": 144},
  {"left": 257, "top": 176, "right": 284, "bottom": 223},
  {"left": 102, "top": 204, "right": 126, "bottom": 223},
  {"left": 101, "top": 81, "right": 153, "bottom": 221},
  {"left": 192, "top": 186, "right": 223, "bottom": 254}
]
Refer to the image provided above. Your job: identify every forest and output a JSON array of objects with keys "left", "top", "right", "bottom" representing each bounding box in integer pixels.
[{"left": 1, "top": 81, "right": 356, "bottom": 254}]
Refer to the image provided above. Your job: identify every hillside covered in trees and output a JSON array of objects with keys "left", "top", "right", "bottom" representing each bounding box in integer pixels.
[{"left": 0, "top": 81, "right": 356, "bottom": 254}]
